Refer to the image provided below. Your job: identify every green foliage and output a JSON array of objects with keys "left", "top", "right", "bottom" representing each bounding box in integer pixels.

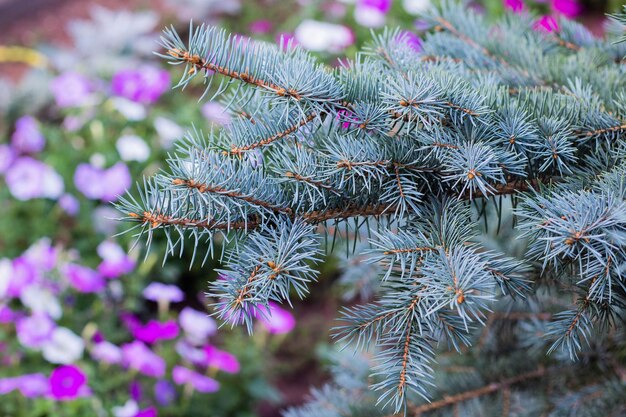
[{"left": 121, "top": 2, "right": 626, "bottom": 414}]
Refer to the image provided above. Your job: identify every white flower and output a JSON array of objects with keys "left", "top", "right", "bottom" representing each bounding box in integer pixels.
[
  {"left": 42, "top": 327, "right": 84, "bottom": 364},
  {"left": 179, "top": 307, "right": 217, "bottom": 345},
  {"left": 354, "top": 6, "right": 386, "bottom": 28},
  {"left": 20, "top": 286, "right": 62, "bottom": 320},
  {"left": 154, "top": 116, "right": 183, "bottom": 149},
  {"left": 112, "top": 400, "right": 139, "bottom": 417},
  {"left": 111, "top": 97, "right": 146, "bottom": 121},
  {"left": 116, "top": 134, "right": 151, "bottom": 162},
  {"left": 294, "top": 20, "right": 354, "bottom": 53},
  {"left": 402, "top": 0, "right": 432, "bottom": 15},
  {"left": 0, "top": 259, "right": 11, "bottom": 299},
  {"left": 42, "top": 169, "right": 64, "bottom": 199}
]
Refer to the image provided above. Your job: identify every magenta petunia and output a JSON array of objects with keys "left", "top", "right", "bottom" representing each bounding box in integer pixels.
[
  {"left": 111, "top": 67, "right": 170, "bottom": 104},
  {"left": 172, "top": 366, "right": 220, "bottom": 393},
  {"left": 276, "top": 32, "right": 297, "bottom": 51},
  {"left": 49, "top": 365, "right": 89, "bottom": 400},
  {"left": 552, "top": 0, "right": 582, "bottom": 18},
  {"left": 204, "top": 346, "right": 240, "bottom": 374},
  {"left": 131, "top": 320, "right": 179, "bottom": 344},
  {"left": 11, "top": 116, "right": 45, "bottom": 154},
  {"left": 249, "top": 20, "right": 273, "bottom": 34},
  {"left": 533, "top": 15, "right": 559, "bottom": 33},
  {"left": 258, "top": 302, "right": 296, "bottom": 334},
  {"left": 136, "top": 407, "right": 158, "bottom": 417},
  {"left": 50, "top": 72, "right": 92, "bottom": 108},
  {"left": 64, "top": 264, "right": 106, "bottom": 293},
  {"left": 503, "top": 0, "right": 524, "bottom": 13},
  {"left": 121, "top": 341, "right": 166, "bottom": 378}
]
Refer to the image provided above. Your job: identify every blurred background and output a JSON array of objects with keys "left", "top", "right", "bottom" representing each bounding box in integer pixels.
[{"left": 0, "top": 0, "right": 622, "bottom": 416}]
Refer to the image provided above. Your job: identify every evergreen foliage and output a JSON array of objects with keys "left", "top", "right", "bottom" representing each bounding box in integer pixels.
[{"left": 119, "top": 2, "right": 626, "bottom": 414}]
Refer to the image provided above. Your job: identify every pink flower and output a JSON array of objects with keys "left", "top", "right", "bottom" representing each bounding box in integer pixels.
[
  {"left": 0, "top": 144, "right": 16, "bottom": 174},
  {"left": 360, "top": 0, "right": 392, "bottom": 12},
  {"left": 16, "top": 314, "right": 55, "bottom": 349},
  {"left": 142, "top": 282, "right": 184, "bottom": 303},
  {"left": 23, "top": 238, "right": 57, "bottom": 271},
  {"left": 355, "top": 0, "right": 392, "bottom": 28},
  {"left": 7, "top": 256, "right": 40, "bottom": 297},
  {"left": 111, "top": 67, "right": 170, "bottom": 104},
  {"left": 276, "top": 32, "right": 297, "bottom": 50},
  {"left": 97, "top": 241, "right": 135, "bottom": 279},
  {"left": 504, "top": 0, "right": 524, "bottom": 13},
  {"left": 204, "top": 346, "right": 240, "bottom": 374},
  {"left": 64, "top": 264, "right": 106, "bottom": 293},
  {"left": 51, "top": 72, "right": 92, "bottom": 108},
  {"left": 258, "top": 302, "right": 296, "bottom": 334},
  {"left": 49, "top": 365, "right": 89, "bottom": 400},
  {"left": 5, "top": 157, "right": 64, "bottom": 201},
  {"left": 11, "top": 116, "right": 45, "bottom": 154},
  {"left": 552, "top": 0, "right": 582, "bottom": 18},
  {"left": 131, "top": 320, "right": 179, "bottom": 344},
  {"left": 172, "top": 366, "right": 219, "bottom": 393},
  {"left": 399, "top": 30, "right": 422, "bottom": 52},
  {"left": 74, "top": 162, "right": 131, "bottom": 202},
  {"left": 121, "top": 341, "right": 166, "bottom": 378},
  {"left": 59, "top": 194, "right": 80, "bottom": 215},
  {"left": 533, "top": 15, "right": 559, "bottom": 32},
  {"left": 91, "top": 341, "right": 123, "bottom": 365},
  {"left": 249, "top": 20, "right": 272, "bottom": 34}
]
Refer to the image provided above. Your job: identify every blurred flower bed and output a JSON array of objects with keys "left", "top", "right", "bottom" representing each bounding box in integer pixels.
[{"left": 0, "top": 0, "right": 621, "bottom": 416}]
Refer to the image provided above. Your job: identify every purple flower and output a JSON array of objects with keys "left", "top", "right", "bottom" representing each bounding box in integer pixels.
[
  {"left": 6, "top": 157, "right": 64, "bottom": 201},
  {"left": 399, "top": 30, "right": 422, "bottom": 52},
  {"left": 130, "top": 380, "right": 142, "bottom": 401},
  {"left": 154, "top": 380, "right": 176, "bottom": 406},
  {"left": 64, "top": 264, "right": 106, "bottom": 293},
  {"left": 0, "top": 144, "right": 16, "bottom": 173},
  {"left": 7, "top": 256, "right": 40, "bottom": 297},
  {"left": 11, "top": 116, "right": 45, "bottom": 154},
  {"left": 131, "top": 320, "right": 179, "bottom": 344},
  {"left": 111, "top": 67, "right": 170, "bottom": 104},
  {"left": 504, "top": 0, "right": 524, "bottom": 12},
  {"left": 552, "top": 0, "right": 582, "bottom": 18},
  {"left": 74, "top": 162, "right": 131, "bottom": 202},
  {"left": 49, "top": 365, "right": 89, "bottom": 400},
  {"left": 204, "top": 346, "right": 240, "bottom": 374},
  {"left": 136, "top": 408, "right": 157, "bottom": 417},
  {"left": 175, "top": 339, "right": 209, "bottom": 364},
  {"left": 16, "top": 314, "right": 55, "bottom": 349},
  {"left": 0, "top": 374, "right": 49, "bottom": 398},
  {"left": 51, "top": 72, "right": 92, "bottom": 108},
  {"left": 533, "top": 15, "right": 559, "bottom": 32},
  {"left": 258, "top": 302, "right": 296, "bottom": 334},
  {"left": 142, "top": 282, "right": 184, "bottom": 303},
  {"left": 249, "top": 20, "right": 273, "bottom": 34},
  {"left": 172, "top": 366, "right": 219, "bottom": 393},
  {"left": 121, "top": 341, "right": 166, "bottom": 378},
  {"left": 19, "top": 373, "right": 50, "bottom": 397},
  {"left": 179, "top": 307, "right": 217, "bottom": 345},
  {"left": 91, "top": 341, "right": 123, "bottom": 365},
  {"left": 360, "top": 0, "right": 391, "bottom": 12},
  {"left": 59, "top": 194, "right": 80, "bottom": 215},
  {"left": 97, "top": 241, "right": 135, "bottom": 279}
]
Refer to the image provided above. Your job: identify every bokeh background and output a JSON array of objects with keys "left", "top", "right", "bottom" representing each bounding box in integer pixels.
[{"left": 0, "top": 0, "right": 622, "bottom": 416}]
